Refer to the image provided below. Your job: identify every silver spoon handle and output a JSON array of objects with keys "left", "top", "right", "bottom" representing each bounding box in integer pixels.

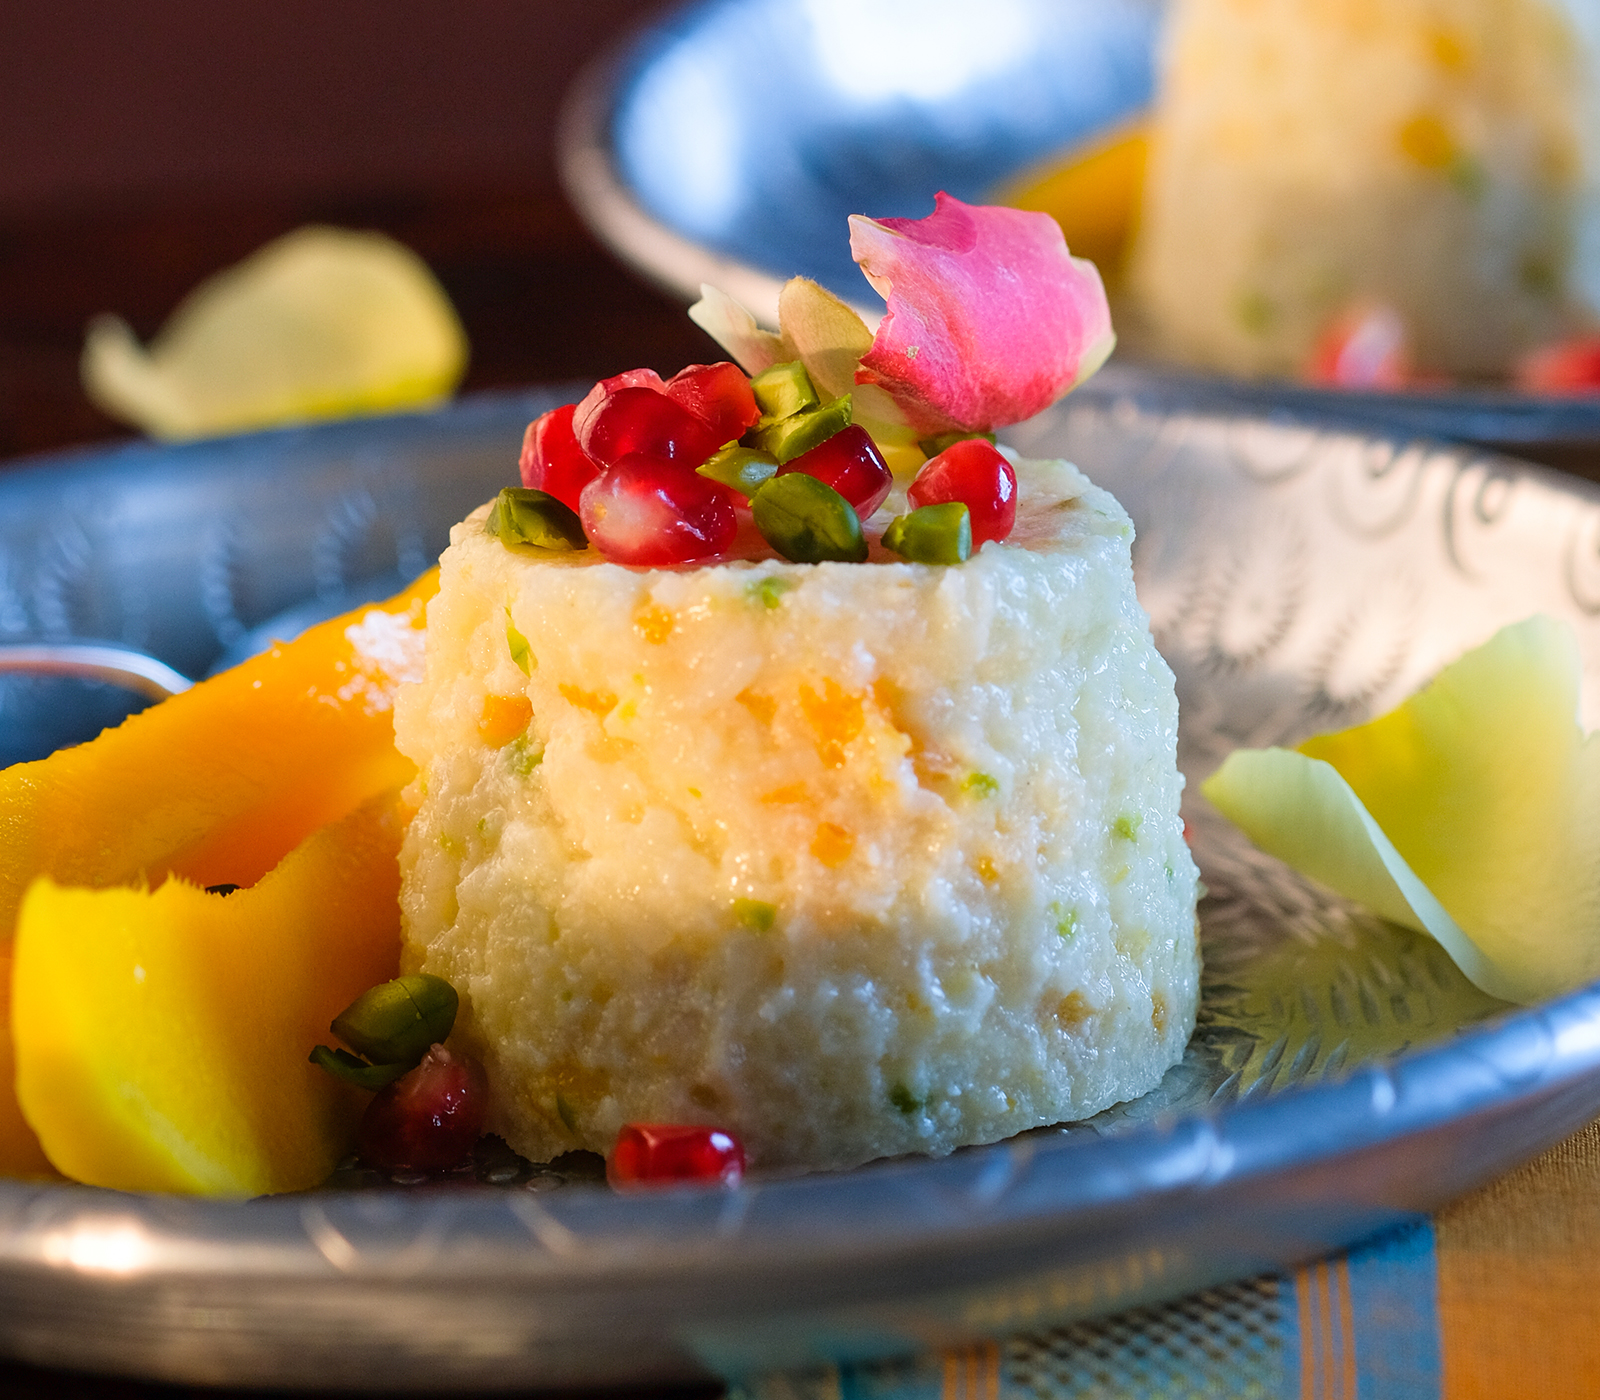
[{"left": 0, "top": 644, "right": 193, "bottom": 701}]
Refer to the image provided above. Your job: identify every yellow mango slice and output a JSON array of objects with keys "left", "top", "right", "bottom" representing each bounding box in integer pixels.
[
  {"left": 1204, "top": 616, "right": 1600, "bottom": 1004},
  {"left": 13, "top": 791, "right": 405, "bottom": 1194},
  {"left": 0, "top": 570, "right": 434, "bottom": 912},
  {"left": 0, "top": 569, "right": 435, "bottom": 1175}
]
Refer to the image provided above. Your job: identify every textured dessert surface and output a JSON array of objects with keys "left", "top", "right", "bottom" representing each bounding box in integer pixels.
[
  {"left": 394, "top": 457, "right": 1199, "bottom": 1171},
  {"left": 1130, "top": 0, "right": 1595, "bottom": 379}
]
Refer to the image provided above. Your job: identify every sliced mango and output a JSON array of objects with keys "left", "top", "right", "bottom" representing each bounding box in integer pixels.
[
  {"left": 0, "top": 569, "right": 435, "bottom": 1175},
  {"left": 1204, "top": 616, "right": 1600, "bottom": 1004},
  {"left": 13, "top": 791, "right": 405, "bottom": 1194}
]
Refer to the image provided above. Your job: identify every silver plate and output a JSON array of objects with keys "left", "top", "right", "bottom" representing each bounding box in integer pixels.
[
  {"left": 559, "top": 0, "right": 1600, "bottom": 466},
  {"left": 2, "top": 389, "right": 1599, "bottom": 1391}
]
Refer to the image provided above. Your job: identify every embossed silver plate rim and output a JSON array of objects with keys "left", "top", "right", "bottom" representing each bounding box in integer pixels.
[{"left": 2, "top": 387, "right": 1600, "bottom": 1389}]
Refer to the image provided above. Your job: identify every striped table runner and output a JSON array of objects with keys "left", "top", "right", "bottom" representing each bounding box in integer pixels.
[{"left": 735, "top": 1119, "right": 1600, "bottom": 1400}]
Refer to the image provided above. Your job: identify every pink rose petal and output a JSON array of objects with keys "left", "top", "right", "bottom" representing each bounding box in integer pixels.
[{"left": 849, "top": 192, "right": 1115, "bottom": 434}]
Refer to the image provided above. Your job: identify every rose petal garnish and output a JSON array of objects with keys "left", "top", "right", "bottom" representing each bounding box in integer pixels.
[
  {"left": 1203, "top": 616, "right": 1600, "bottom": 1005},
  {"left": 849, "top": 192, "right": 1115, "bottom": 434},
  {"left": 687, "top": 284, "right": 797, "bottom": 377}
]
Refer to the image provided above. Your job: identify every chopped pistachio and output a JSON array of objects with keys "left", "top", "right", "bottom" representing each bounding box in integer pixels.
[
  {"left": 733, "top": 898, "right": 777, "bottom": 932},
  {"left": 505, "top": 607, "right": 533, "bottom": 675},
  {"left": 752, "top": 472, "right": 867, "bottom": 564},
  {"left": 698, "top": 443, "right": 779, "bottom": 498},
  {"left": 883, "top": 502, "right": 971, "bottom": 565},
  {"left": 507, "top": 736, "right": 545, "bottom": 777},
  {"left": 962, "top": 772, "right": 999, "bottom": 798},
  {"left": 747, "top": 394, "right": 852, "bottom": 463},
  {"left": 1113, "top": 813, "right": 1142, "bottom": 841},
  {"left": 1049, "top": 902, "right": 1080, "bottom": 940},
  {"left": 748, "top": 360, "right": 818, "bottom": 420},
  {"left": 748, "top": 575, "right": 795, "bottom": 610},
  {"left": 556, "top": 1094, "right": 579, "bottom": 1133},
  {"left": 888, "top": 1082, "right": 922, "bottom": 1114},
  {"left": 329, "top": 972, "right": 459, "bottom": 1067},
  {"left": 307, "top": 1045, "right": 410, "bottom": 1090},
  {"left": 485, "top": 486, "right": 587, "bottom": 551}
]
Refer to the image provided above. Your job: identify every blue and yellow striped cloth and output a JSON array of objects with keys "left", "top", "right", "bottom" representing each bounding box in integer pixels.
[{"left": 737, "top": 1120, "right": 1600, "bottom": 1400}]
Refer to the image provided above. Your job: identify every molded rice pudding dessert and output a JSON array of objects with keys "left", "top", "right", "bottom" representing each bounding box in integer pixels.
[
  {"left": 396, "top": 197, "right": 1201, "bottom": 1173},
  {"left": 395, "top": 463, "right": 1198, "bottom": 1171}
]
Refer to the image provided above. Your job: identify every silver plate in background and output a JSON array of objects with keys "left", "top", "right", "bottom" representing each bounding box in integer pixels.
[
  {"left": 558, "top": 0, "right": 1600, "bottom": 472},
  {"left": 1, "top": 388, "right": 1599, "bottom": 1390}
]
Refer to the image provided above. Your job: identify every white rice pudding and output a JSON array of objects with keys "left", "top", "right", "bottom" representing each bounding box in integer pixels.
[
  {"left": 1129, "top": 0, "right": 1598, "bottom": 379},
  {"left": 394, "top": 457, "right": 1199, "bottom": 1172}
]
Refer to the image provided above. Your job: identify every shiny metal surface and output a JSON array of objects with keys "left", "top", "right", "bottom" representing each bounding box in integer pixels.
[
  {"left": 560, "top": 0, "right": 1160, "bottom": 326},
  {"left": 0, "top": 643, "right": 192, "bottom": 700},
  {"left": 2, "top": 389, "right": 1600, "bottom": 1389},
  {"left": 559, "top": 0, "right": 1600, "bottom": 465}
]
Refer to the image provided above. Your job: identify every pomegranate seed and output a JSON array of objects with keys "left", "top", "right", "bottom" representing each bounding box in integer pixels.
[
  {"left": 580, "top": 453, "right": 739, "bottom": 565},
  {"left": 577, "top": 386, "right": 727, "bottom": 469},
  {"left": 358, "top": 1043, "right": 488, "bottom": 1173},
  {"left": 1306, "top": 303, "right": 1410, "bottom": 390},
  {"left": 572, "top": 368, "right": 666, "bottom": 440},
  {"left": 1517, "top": 336, "right": 1600, "bottom": 395},
  {"left": 519, "top": 404, "right": 600, "bottom": 512},
  {"left": 664, "top": 362, "right": 761, "bottom": 442},
  {"left": 608, "top": 1123, "right": 746, "bottom": 1188},
  {"left": 907, "top": 439, "right": 1017, "bottom": 545},
  {"left": 776, "top": 424, "right": 893, "bottom": 519}
]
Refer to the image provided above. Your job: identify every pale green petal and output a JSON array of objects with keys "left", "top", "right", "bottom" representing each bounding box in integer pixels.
[
  {"left": 82, "top": 226, "right": 466, "bottom": 441},
  {"left": 686, "top": 283, "right": 795, "bottom": 376},
  {"left": 1205, "top": 616, "right": 1600, "bottom": 1004},
  {"left": 1204, "top": 748, "right": 1512, "bottom": 999}
]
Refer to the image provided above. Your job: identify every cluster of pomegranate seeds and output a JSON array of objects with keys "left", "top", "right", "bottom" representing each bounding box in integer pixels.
[
  {"left": 775, "top": 424, "right": 893, "bottom": 519},
  {"left": 357, "top": 1043, "right": 490, "bottom": 1173},
  {"left": 907, "top": 439, "right": 1017, "bottom": 546},
  {"left": 607, "top": 1123, "right": 746, "bottom": 1189},
  {"left": 512, "top": 353, "right": 1028, "bottom": 566},
  {"left": 518, "top": 361, "right": 765, "bottom": 566}
]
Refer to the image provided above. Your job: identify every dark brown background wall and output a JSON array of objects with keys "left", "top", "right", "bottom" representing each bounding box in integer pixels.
[
  {"left": 0, "top": 0, "right": 665, "bottom": 215},
  {"left": 0, "top": 0, "right": 717, "bottom": 462}
]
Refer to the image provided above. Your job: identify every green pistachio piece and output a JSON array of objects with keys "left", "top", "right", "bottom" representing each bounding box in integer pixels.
[
  {"left": 882, "top": 502, "right": 971, "bottom": 564},
  {"left": 917, "top": 428, "right": 997, "bottom": 457},
  {"left": 733, "top": 897, "right": 777, "bottom": 932},
  {"left": 697, "top": 443, "right": 779, "bottom": 498},
  {"left": 749, "top": 360, "right": 819, "bottom": 421},
  {"left": 751, "top": 473, "right": 868, "bottom": 564},
  {"left": 747, "top": 575, "right": 794, "bottom": 610},
  {"left": 889, "top": 1082, "right": 922, "bottom": 1114},
  {"left": 308, "top": 1045, "right": 410, "bottom": 1090},
  {"left": 485, "top": 487, "right": 587, "bottom": 551},
  {"left": 505, "top": 607, "right": 533, "bottom": 675},
  {"left": 746, "top": 394, "right": 853, "bottom": 463},
  {"left": 330, "top": 972, "right": 459, "bottom": 1067}
]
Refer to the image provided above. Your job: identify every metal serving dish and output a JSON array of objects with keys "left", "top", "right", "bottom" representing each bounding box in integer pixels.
[
  {"left": 559, "top": 0, "right": 1600, "bottom": 474},
  {"left": 0, "top": 389, "right": 1598, "bottom": 1389}
]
